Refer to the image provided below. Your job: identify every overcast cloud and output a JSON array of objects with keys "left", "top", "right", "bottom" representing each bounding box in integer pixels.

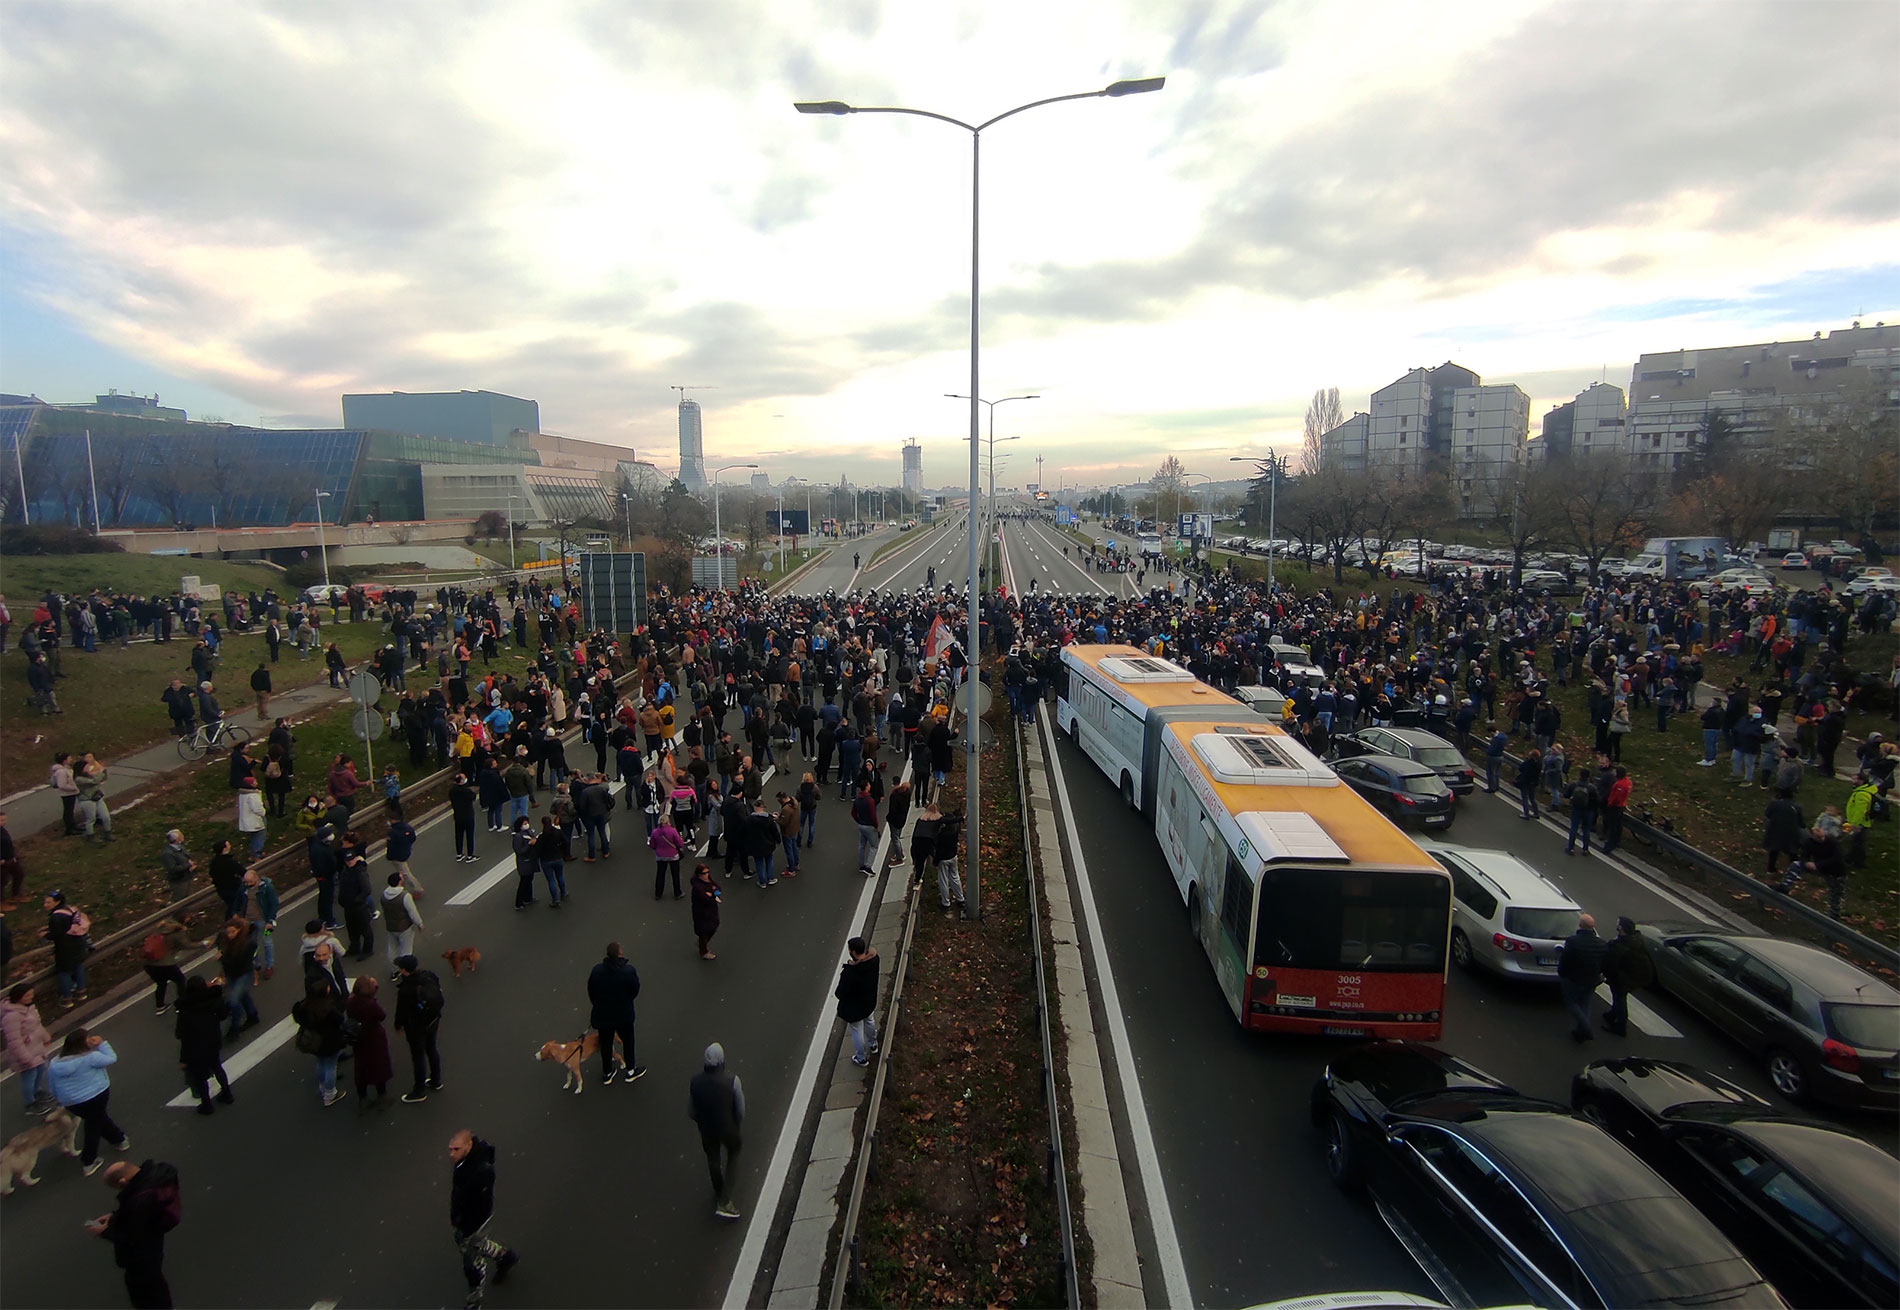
[{"left": 2, "top": 0, "right": 1896, "bottom": 487}]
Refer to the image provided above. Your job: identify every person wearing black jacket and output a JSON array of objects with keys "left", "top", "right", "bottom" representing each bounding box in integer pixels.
[
  {"left": 744, "top": 801, "right": 780, "bottom": 888},
  {"left": 173, "top": 977, "right": 233, "bottom": 1114},
  {"left": 586, "top": 942, "right": 643, "bottom": 1084},
  {"left": 1779, "top": 824, "right": 1848, "bottom": 918},
  {"left": 395, "top": 954, "right": 446, "bottom": 1102},
  {"left": 834, "top": 937, "right": 880, "bottom": 1067},
  {"left": 688, "top": 1043, "right": 745, "bottom": 1219},
  {"left": 159, "top": 678, "right": 195, "bottom": 737},
  {"left": 1562, "top": 774, "right": 1597, "bottom": 857},
  {"left": 932, "top": 807, "right": 965, "bottom": 910},
  {"left": 337, "top": 851, "right": 374, "bottom": 960},
  {"left": 1556, "top": 914, "right": 1607, "bottom": 1043},
  {"left": 87, "top": 1158, "right": 183, "bottom": 1310},
  {"left": 448, "top": 1130, "right": 518, "bottom": 1307},
  {"left": 1599, "top": 916, "right": 1655, "bottom": 1037},
  {"left": 449, "top": 773, "right": 478, "bottom": 864},
  {"left": 719, "top": 790, "right": 751, "bottom": 877}
]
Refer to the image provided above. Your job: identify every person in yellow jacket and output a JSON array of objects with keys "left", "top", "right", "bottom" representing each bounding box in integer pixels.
[{"left": 1842, "top": 773, "right": 1877, "bottom": 872}]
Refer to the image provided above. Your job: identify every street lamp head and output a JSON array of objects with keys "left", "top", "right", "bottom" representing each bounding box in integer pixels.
[
  {"left": 794, "top": 100, "right": 852, "bottom": 115},
  {"left": 1104, "top": 76, "right": 1166, "bottom": 98}
]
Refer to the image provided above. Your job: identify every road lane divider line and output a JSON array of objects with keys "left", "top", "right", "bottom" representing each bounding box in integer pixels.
[
  {"left": 723, "top": 755, "right": 916, "bottom": 1309},
  {"left": 1037, "top": 712, "right": 1194, "bottom": 1307},
  {"left": 164, "top": 977, "right": 355, "bottom": 1108}
]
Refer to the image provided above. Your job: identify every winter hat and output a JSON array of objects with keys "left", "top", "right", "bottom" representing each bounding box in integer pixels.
[
  {"left": 703, "top": 1042, "right": 726, "bottom": 1068},
  {"left": 394, "top": 954, "right": 419, "bottom": 973}
]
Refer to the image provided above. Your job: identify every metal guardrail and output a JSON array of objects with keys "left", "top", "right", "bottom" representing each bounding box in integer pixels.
[
  {"left": 1016, "top": 712, "right": 1081, "bottom": 1308},
  {"left": 1481, "top": 742, "right": 1900, "bottom": 973},
  {"left": 827, "top": 815, "right": 926, "bottom": 1309}
]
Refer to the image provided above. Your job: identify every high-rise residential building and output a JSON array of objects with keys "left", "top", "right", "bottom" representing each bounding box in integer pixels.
[
  {"left": 1317, "top": 413, "right": 1370, "bottom": 473},
  {"left": 1367, "top": 367, "right": 1433, "bottom": 478},
  {"left": 1539, "top": 382, "right": 1628, "bottom": 463},
  {"left": 1626, "top": 322, "right": 1899, "bottom": 477},
  {"left": 902, "top": 438, "right": 923, "bottom": 495},
  {"left": 750, "top": 471, "right": 772, "bottom": 491},
  {"left": 341, "top": 389, "right": 539, "bottom": 445},
  {"left": 677, "top": 399, "right": 706, "bottom": 489},
  {"left": 1446, "top": 383, "right": 1531, "bottom": 516}
]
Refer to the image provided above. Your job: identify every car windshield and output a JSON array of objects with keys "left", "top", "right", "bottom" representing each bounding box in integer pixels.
[
  {"left": 1504, "top": 907, "right": 1576, "bottom": 940},
  {"left": 1823, "top": 1003, "right": 1900, "bottom": 1051},
  {"left": 1257, "top": 867, "right": 1449, "bottom": 972}
]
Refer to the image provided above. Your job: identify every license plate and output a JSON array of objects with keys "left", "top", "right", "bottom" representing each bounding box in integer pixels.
[
  {"left": 1536, "top": 955, "right": 1559, "bottom": 967},
  {"left": 1325, "top": 1026, "right": 1369, "bottom": 1037},
  {"left": 1424, "top": 814, "right": 1449, "bottom": 825}
]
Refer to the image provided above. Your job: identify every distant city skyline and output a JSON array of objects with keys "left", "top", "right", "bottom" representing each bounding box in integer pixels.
[{"left": 3, "top": 2, "right": 1896, "bottom": 486}]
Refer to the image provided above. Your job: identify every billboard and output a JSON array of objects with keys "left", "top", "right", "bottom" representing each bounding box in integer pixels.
[
  {"left": 1177, "top": 512, "right": 1214, "bottom": 541},
  {"left": 1055, "top": 506, "right": 1077, "bottom": 526},
  {"left": 577, "top": 552, "right": 648, "bottom": 632},
  {"left": 765, "top": 509, "right": 811, "bottom": 535}
]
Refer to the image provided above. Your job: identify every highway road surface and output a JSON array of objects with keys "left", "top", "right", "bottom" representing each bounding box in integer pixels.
[{"left": 0, "top": 727, "right": 891, "bottom": 1309}]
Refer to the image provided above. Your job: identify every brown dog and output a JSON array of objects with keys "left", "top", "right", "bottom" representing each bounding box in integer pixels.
[
  {"left": 0, "top": 1110, "right": 80, "bottom": 1195},
  {"left": 534, "top": 1032, "right": 602, "bottom": 1095},
  {"left": 440, "top": 947, "right": 482, "bottom": 978}
]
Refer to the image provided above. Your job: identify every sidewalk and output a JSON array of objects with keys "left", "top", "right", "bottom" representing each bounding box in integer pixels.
[{"left": 2, "top": 677, "right": 353, "bottom": 840}]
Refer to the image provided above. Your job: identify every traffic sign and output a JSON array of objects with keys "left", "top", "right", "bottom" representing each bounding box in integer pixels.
[
  {"left": 348, "top": 671, "right": 381, "bottom": 705},
  {"left": 351, "top": 709, "right": 386, "bottom": 742}
]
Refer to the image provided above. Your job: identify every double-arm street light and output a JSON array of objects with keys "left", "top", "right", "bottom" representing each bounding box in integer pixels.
[
  {"left": 946, "top": 392, "right": 1036, "bottom": 533},
  {"left": 799, "top": 74, "right": 1163, "bottom": 923},
  {"left": 1232, "top": 452, "right": 1288, "bottom": 590},
  {"left": 711, "top": 462, "right": 757, "bottom": 589}
]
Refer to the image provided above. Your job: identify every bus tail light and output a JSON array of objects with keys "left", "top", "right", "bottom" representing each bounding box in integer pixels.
[
  {"left": 1821, "top": 1038, "right": 1861, "bottom": 1073},
  {"left": 1492, "top": 933, "right": 1532, "bottom": 953}
]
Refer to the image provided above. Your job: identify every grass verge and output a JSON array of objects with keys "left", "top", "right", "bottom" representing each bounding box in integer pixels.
[{"left": 851, "top": 675, "right": 1068, "bottom": 1307}]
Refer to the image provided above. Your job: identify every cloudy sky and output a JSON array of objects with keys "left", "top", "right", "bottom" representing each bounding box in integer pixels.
[{"left": 4, "top": 0, "right": 1897, "bottom": 490}]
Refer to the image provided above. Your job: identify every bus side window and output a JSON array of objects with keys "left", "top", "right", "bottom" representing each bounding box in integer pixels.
[{"left": 1219, "top": 851, "right": 1250, "bottom": 948}]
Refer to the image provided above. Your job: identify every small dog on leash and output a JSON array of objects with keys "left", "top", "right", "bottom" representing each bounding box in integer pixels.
[
  {"left": 440, "top": 947, "right": 482, "bottom": 978},
  {"left": 534, "top": 1032, "right": 604, "bottom": 1094},
  {"left": 0, "top": 1110, "right": 80, "bottom": 1195}
]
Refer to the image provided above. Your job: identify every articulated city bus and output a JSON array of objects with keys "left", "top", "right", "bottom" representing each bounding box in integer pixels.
[
  {"left": 1054, "top": 643, "right": 1450, "bottom": 1039},
  {"left": 1152, "top": 718, "right": 1450, "bottom": 1038}
]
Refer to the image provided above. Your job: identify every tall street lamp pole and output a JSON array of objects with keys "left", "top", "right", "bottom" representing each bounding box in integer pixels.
[
  {"left": 799, "top": 73, "right": 1164, "bottom": 924},
  {"left": 712, "top": 462, "right": 756, "bottom": 590},
  {"left": 1232, "top": 452, "right": 1285, "bottom": 591},
  {"left": 620, "top": 491, "right": 634, "bottom": 552},
  {"left": 313, "top": 488, "right": 332, "bottom": 590},
  {"left": 506, "top": 493, "right": 519, "bottom": 570}
]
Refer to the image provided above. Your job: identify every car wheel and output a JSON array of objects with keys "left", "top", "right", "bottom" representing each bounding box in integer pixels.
[
  {"left": 1766, "top": 1048, "right": 1811, "bottom": 1102},
  {"left": 1450, "top": 929, "right": 1474, "bottom": 972},
  {"left": 1323, "top": 1110, "right": 1364, "bottom": 1192}
]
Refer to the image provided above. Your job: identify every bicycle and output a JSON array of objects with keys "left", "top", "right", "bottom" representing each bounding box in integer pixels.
[{"left": 177, "top": 718, "right": 252, "bottom": 761}]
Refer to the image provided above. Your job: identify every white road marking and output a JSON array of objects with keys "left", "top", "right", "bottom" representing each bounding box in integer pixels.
[
  {"left": 1595, "top": 984, "right": 1684, "bottom": 1038},
  {"left": 165, "top": 977, "right": 355, "bottom": 1108},
  {"left": 1038, "top": 710, "right": 1193, "bottom": 1307},
  {"left": 446, "top": 853, "right": 519, "bottom": 906},
  {"left": 721, "top": 755, "right": 917, "bottom": 1309}
]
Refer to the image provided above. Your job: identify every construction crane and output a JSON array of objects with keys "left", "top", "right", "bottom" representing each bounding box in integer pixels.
[{"left": 671, "top": 385, "right": 719, "bottom": 406}]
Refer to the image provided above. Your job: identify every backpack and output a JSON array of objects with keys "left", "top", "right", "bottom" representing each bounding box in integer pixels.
[
  {"left": 141, "top": 933, "right": 166, "bottom": 962},
  {"left": 413, "top": 971, "right": 446, "bottom": 1023},
  {"left": 265, "top": 759, "right": 283, "bottom": 780}
]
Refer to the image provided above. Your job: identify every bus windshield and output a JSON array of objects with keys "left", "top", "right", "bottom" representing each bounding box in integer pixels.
[{"left": 1256, "top": 868, "right": 1449, "bottom": 973}]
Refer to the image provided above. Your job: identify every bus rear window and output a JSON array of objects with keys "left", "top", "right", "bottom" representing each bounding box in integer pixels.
[{"left": 1257, "top": 868, "right": 1449, "bottom": 973}]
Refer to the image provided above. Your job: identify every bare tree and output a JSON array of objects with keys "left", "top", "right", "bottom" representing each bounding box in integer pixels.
[
  {"left": 1666, "top": 455, "right": 1785, "bottom": 551},
  {"left": 1474, "top": 463, "right": 1567, "bottom": 586},
  {"left": 89, "top": 432, "right": 146, "bottom": 526},
  {"left": 1805, "top": 370, "right": 1899, "bottom": 556},
  {"left": 1556, "top": 454, "right": 1658, "bottom": 576},
  {"left": 1151, "top": 454, "right": 1187, "bottom": 524},
  {"left": 1301, "top": 387, "right": 1344, "bottom": 475}
]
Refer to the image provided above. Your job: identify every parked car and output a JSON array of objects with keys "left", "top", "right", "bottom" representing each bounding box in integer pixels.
[
  {"left": 1234, "top": 684, "right": 1288, "bottom": 718},
  {"left": 1844, "top": 567, "right": 1894, "bottom": 596},
  {"left": 1431, "top": 846, "right": 1582, "bottom": 979},
  {"left": 1312, "top": 1042, "right": 1784, "bottom": 1310},
  {"left": 1638, "top": 927, "right": 1900, "bottom": 1109},
  {"left": 1571, "top": 1058, "right": 1899, "bottom": 1309},
  {"left": 1779, "top": 552, "right": 1809, "bottom": 570},
  {"left": 1517, "top": 568, "right": 1575, "bottom": 594},
  {"left": 1331, "top": 755, "right": 1456, "bottom": 830},
  {"left": 300, "top": 583, "right": 350, "bottom": 605},
  {"left": 1266, "top": 641, "right": 1327, "bottom": 689},
  {"left": 1711, "top": 570, "right": 1779, "bottom": 597},
  {"left": 1335, "top": 727, "right": 1476, "bottom": 795},
  {"left": 1827, "top": 540, "right": 1863, "bottom": 558}
]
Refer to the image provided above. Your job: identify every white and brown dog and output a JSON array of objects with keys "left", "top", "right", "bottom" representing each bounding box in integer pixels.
[
  {"left": 536, "top": 1032, "right": 602, "bottom": 1094},
  {"left": 0, "top": 1109, "right": 80, "bottom": 1195}
]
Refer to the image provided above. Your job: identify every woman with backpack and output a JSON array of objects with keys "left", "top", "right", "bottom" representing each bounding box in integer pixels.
[{"left": 291, "top": 954, "right": 352, "bottom": 1108}]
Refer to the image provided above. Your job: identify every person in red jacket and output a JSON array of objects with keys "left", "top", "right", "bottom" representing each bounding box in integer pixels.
[{"left": 1601, "top": 767, "right": 1633, "bottom": 855}]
